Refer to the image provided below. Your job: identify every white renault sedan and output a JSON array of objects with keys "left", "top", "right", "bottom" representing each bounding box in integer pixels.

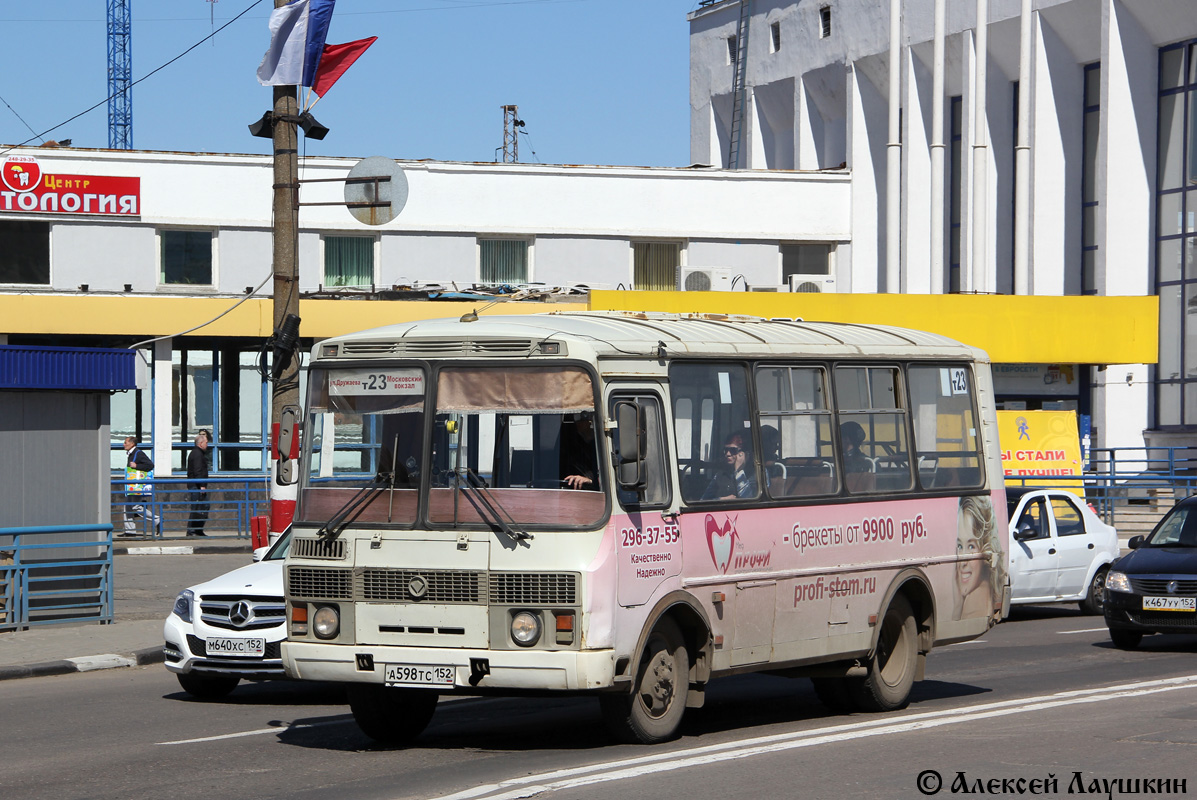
[
  {"left": 1007, "top": 488, "right": 1120, "bottom": 614},
  {"left": 163, "top": 532, "right": 290, "bottom": 698}
]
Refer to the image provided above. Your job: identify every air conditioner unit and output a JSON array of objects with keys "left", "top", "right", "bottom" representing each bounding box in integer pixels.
[
  {"left": 788, "top": 274, "right": 837, "bottom": 293},
  {"left": 748, "top": 284, "right": 790, "bottom": 292},
  {"left": 678, "top": 267, "right": 734, "bottom": 292}
]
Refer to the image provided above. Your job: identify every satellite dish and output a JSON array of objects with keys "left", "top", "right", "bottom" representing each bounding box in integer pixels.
[{"left": 344, "top": 156, "right": 408, "bottom": 226}]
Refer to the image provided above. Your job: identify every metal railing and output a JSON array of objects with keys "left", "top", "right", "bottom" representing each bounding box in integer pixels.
[
  {"left": 110, "top": 475, "right": 270, "bottom": 539},
  {"left": 0, "top": 524, "right": 114, "bottom": 631}
]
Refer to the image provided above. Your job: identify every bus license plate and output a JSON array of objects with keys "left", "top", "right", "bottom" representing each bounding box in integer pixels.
[
  {"left": 1143, "top": 596, "right": 1197, "bottom": 612},
  {"left": 384, "top": 664, "right": 455, "bottom": 687},
  {"left": 206, "top": 637, "right": 266, "bottom": 657}
]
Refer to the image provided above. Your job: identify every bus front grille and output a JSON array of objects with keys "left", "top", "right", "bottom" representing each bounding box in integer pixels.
[
  {"left": 361, "top": 569, "right": 485, "bottom": 603},
  {"left": 291, "top": 538, "right": 347, "bottom": 560},
  {"left": 489, "top": 572, "right": 578, "bottom": 605},
  {"left": 288, "top": 567, "right": 354, "bottom": 600}
]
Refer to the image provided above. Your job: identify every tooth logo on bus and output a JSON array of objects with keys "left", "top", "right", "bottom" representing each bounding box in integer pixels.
[{"left": 705, "top": 514, "right": 737, "bottom": 574}]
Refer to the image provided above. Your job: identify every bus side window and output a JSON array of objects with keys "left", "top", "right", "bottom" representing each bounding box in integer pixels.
[
  {"left": 907, "top": 365, "right": 984, "bottom": 490},
  {"left": 611, "top": 394, "right": 670, "bottom": 508},
  {"left": 756, "top": 365, "right": 838, "bottom": 498},
  {"left": 671, "top": 363, "right": 754, "bottom": 503},
  {"left": 835, "top": 365, "right": 914, "bottom": 494}
]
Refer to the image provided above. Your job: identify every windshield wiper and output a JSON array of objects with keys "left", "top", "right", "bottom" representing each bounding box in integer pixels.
[
  {"left": 317, "top": 475, "right": 387, "bottom": 539},
  {"left": 456, "top": 467, "right": 533, "bottom": 542}
]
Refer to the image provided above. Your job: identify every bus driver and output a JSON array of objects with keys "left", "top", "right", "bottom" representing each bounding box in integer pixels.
[{"left": 702, "top": 432, "right": 759, "bottom": 500}]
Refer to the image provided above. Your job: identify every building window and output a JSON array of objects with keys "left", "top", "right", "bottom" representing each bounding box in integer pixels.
[
  {"left": 323, "top": 235, "right": 374, "bottom": 287},
  {"left": 160, "top": 230, "right": 213, "bottom": 285},
  {"left": 727, "top": 35, "right": 738, "bottom": 66},
  {"left": 0, "top": 220, "right": 49, "bottom": 284},
  {"left": 949, "top": 96, "right": 963, "bottom": 292},
  {"left": 1155, "top": 41, "right": 1197, "bottom": 427},
  {"left": 781, "top": 243, "right": 832, "bottom": 291},
  {"left": 479, "top": 238, "right": 528, "bottom": 284},
  {"left": 633, "top": 241, "right": 681, "bottom": 291},
  {"left": 819, "top": 6, "right": 832, "bottom": 39},
  {"left": 770, "top": 21, "right": 781, "bottom": 53},
  {"left": 1082, "top": 63, "right": 1100, "bottom": 295}
]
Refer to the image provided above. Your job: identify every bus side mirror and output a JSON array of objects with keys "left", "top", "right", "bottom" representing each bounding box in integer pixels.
[{"left": 614, "top": 401, "right": 646, "bottom": 492}]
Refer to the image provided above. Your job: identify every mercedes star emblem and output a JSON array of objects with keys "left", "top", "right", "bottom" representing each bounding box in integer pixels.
[{"left": 229, "top": 600, "right": 252, "bottom": 626}]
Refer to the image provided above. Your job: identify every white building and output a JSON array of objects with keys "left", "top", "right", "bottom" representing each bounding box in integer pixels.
[
  {"left": 0, "top": 0, "right": 1174, "bottom": 474},
  {"left": 688, "top": 0, "right": 1189, "bottom": 451}
]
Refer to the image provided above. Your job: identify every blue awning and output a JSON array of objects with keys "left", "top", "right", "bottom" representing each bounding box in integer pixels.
[{"left": 0, "top": 345, "right": 139, "bottom": 391}]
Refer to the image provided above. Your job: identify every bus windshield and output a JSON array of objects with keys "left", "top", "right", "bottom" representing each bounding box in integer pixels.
[
  {"left": 427, "top": 366, "right": 606, "bottom": 530},
  {"left": 299, "top": 363, "right": 606, "bottom": 530},
  {"left": 300, "top": 366, "right": 428, "bottom": 526}
]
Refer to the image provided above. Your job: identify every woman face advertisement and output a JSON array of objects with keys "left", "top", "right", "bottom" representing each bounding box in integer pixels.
[{"left": 954, "top": 495, "right": 1002, "bottom": 621}]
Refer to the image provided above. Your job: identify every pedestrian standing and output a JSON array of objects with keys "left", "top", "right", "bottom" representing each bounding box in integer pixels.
[
  {"left": 187, "top": 429, "right": 210, "bottom": 537},
  {"left": 122, "top": 436, "right": 161, "bottom": 537}
]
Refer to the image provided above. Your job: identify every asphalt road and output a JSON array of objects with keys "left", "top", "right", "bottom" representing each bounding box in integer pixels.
[{"left": 4, "top": 605, "right": 1196, "bottom": 800}]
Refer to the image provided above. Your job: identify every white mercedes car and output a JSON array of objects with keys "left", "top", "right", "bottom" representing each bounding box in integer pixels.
[{"left": 163, "top": 532, "right": 290, "bottom": 698}]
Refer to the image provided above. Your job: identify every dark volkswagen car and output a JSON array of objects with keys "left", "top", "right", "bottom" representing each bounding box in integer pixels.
[{"left": 1104, "top": 496, "right": 1197, "bottom": 649}]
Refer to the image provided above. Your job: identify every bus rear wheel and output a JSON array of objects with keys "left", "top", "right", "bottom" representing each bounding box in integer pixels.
[
  {"left": 852, "top": 594, "right": 918, "bottom": 712},
  {"left": 600, "top": 616, "right": 689, "bottom": 744},
  {"left": 347, "top": 684, "right": 438, "bottom": 745}
]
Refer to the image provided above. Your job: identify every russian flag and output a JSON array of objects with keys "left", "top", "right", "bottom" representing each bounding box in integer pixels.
[{"left": 256, "top": 0, "right": 337, "bottom": 87}]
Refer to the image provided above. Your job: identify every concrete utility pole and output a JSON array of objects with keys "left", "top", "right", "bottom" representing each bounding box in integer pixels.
[{"left": 269, "top": 0, "right": 300, "bottom": 536}]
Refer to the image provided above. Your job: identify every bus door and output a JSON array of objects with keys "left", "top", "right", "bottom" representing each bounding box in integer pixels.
[{"left": 608, "top": 388, "right": 679, "bottom": 609}]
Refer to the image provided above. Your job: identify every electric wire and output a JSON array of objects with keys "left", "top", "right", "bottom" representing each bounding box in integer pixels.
[{"left": 0, "top": 0, "right": 268, "bottom": 158}]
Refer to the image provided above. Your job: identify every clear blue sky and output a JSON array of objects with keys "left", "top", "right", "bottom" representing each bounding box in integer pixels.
[{"left": 1, "top": 0, "right": 700, "bottom": 167}]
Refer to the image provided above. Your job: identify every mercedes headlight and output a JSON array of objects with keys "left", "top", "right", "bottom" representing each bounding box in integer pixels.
[
  {"left": 1105, "top": 571, "right": 1131, "bottom": 593},
  {"left": 511, "top": 611, "right": 541, "bottom": 647},
  {"left": 172, "top": 589, "right": 194, "bottom": 623},
  {"left": 313, "top": 605, "right": 340, "bottom": 639}
]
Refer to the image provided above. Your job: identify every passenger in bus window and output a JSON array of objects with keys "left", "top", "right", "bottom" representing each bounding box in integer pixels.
[
  {"left": 760, "top": 424, "right": 785, "bottom": 482},
  {"left": 701, "top": 432, "right": 758, "bottom": 500},
  {"left": 954, "top": 495, "right": 1004, "bottom": 621},
  {"left": 840, "top": 421, "right": 871, "bottom": 473},
  {"left": 561, "top": 412, "right": 599, "bottom": 490}
]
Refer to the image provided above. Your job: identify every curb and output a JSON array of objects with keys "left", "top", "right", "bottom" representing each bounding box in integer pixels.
[
  {"left": 116, "top": 543, "right": 253, "bottom": 556},
  {"left": 0, "top": 647, "right": 165, "bottom": 682}
]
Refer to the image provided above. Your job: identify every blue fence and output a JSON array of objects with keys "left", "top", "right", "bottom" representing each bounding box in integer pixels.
[
  {"left": 110, "top": 475, "right": 271, "bottom": 539},
  {"left": 0, "top": 524, "right": 114, "bottom": 631}
]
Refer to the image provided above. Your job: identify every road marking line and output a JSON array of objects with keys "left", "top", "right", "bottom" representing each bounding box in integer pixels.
[
  {"left": 1059, "top": 627, "right": 1108, "bottom": 635},
  {"left": 428, "top": 674, "right": 1197, "bottom": 800},
  {"left": 947, "top": 639, "right": 986, "bottom": 645},
  {"left": 155, "top": 717, "right": 352, "bottom": 745}
]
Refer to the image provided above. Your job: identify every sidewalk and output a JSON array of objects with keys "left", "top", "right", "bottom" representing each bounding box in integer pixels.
[{"left": 0, "top": 537, "right": 254, "bottom": 681}]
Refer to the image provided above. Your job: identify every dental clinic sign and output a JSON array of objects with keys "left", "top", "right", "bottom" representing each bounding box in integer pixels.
[{"left": 1, "top": 155, "right": 140, "bottom": 216}]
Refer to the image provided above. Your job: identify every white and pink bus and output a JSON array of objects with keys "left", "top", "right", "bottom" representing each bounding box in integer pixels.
[{"left": 282, "top": 311, "right": 1009, "bottom": 744}]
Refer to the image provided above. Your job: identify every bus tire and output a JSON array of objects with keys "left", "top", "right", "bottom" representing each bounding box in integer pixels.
[
  {"left": 852, "top": 593, "right": 918, "bottom": 712},
  {"left": 600, "top": 616, "right": 689, "bottom": 744},
  {"left": 348, "top": 684, "right": 438, "bottom": 745},
  {"left": 811, "top": 677, "right": 856, "bottom": 713}
]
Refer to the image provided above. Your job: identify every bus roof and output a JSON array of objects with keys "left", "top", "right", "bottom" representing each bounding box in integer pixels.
[{"left": 317, "top": 311, "right": 989, "bottom": 362}]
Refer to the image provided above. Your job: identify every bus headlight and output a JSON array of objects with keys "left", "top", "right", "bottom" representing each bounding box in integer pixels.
[
  {"left": 172, "top": 589, "right": 194, "bottom": 623},
  {"left": 313, "top": 605, "right": 340, "bottom": 639},
  {"left": 1105, "top": 571, "right": 1131, "bottom": 593},
  {"left": 511, "top": 611, "right": 541, "bottom": 646}
]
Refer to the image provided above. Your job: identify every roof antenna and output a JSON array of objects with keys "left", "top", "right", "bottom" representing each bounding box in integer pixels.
[{"left": 460, "top": 300, "right": 501, "bottom": 323}]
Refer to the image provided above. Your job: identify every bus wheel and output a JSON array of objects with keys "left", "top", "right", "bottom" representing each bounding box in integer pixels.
[
  {"left": 600, "top": 616, "right": 689, "bottom": 744},
  {"left": 348, "top": 684, "right": 438, "bottom": 745},
  {"left": 811, "top": 677, "right": 856, "bottom": 713},
  {"left": 853, "top": 594, "right": 918, "bottom": 712}
]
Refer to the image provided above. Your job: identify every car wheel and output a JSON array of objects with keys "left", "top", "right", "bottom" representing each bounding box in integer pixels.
[
  {"left": 1078, "top": 567, "right": 1109, "bottom": 615},
  {"left": 811, "top": 677, "right": 857, "bottom": 713},
  {"left": 177, "top": 672, "right": 240, "bottom": 699},
  {"left": 600, "top": 616, "right": 689, "bottom": 744},
  {"left": 1108, "top": 628, "right": 1143, "bottom": 650},
  {"left": 852, "top": 594, "right": 918, "bottom": 712},
  {"left": 347, "top": 684, "right": 438, "bottom": 745}
]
